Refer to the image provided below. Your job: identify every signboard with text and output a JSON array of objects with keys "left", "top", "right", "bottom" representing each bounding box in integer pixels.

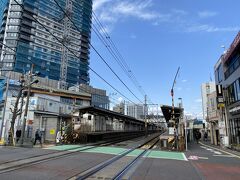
[{"left": 216, "top": 84, "right": 225, "bottom": 109}]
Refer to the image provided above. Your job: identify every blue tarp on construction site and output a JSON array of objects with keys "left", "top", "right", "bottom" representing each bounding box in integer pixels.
[{"left": 0, "top": 78, "right": 5, "bottom": 102}]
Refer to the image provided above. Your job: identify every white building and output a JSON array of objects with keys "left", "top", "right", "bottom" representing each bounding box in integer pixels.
[
  {"left": 201, "top": 82, "right": 216, "bottom": 120},
  {"left": 0, "top": 83, "right": 91, "bottom": 144},
  {"left": 127, "top": 104, "right": 145, "bottom": 120}
]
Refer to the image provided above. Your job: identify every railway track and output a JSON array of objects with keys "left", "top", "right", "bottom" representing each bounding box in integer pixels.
[
  {"left": 69, "top": 135, "right": 160, "bottom": 180},
  {"left": 0, "top": 133, "right": 161, "bottom": 174}
]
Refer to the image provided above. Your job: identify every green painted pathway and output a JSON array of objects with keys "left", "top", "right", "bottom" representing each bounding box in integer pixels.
[{"left": 45, "top": 145, "right": 187, "bottom": 161}]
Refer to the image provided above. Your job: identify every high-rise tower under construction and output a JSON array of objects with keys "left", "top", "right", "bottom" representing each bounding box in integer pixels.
[{"left": 0, "top": 0, "right": 92, "bottom": 86}]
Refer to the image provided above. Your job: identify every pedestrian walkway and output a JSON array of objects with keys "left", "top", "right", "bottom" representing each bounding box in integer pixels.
[
  {"left": 200, "top": 141, "right": 240, "bottom": 158},
  {"left": 45, "top": 145, "right": 187, "bottom": 161}
]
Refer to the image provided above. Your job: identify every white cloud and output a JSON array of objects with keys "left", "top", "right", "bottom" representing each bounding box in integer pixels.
[
  {"left": 99, "top": 13, "right": 115, "bottom": 23},
  {"left": 93, "top": 1, "right": 239, "bottom": 34},
  {"left": 186, "top": 24, "right": 240, "bottom": 33},
  {"left": 112, "top": 0, "right": 159, "bottom": 20},
  {"left": 198, "top": 11, "right": 218, "bottom": 18},
  {"left": 93, "top": 0, "right": 171, "bottom": 33},
  {"left": 93, "top": 0, "right": 112, "bottom": 11},
  {"left": 182, "top": 79, "right": 187, "bottom": 83},
  {"left": 195, "top": 98, "right": 202, "bottom": 103}
]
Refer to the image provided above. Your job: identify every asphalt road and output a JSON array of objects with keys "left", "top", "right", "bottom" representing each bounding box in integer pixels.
[
  {"left": 0, "top": 141, "right": 239, "bottom": 180},
  {"left": 129, "top": 142, "right": 240, "bottom": 180}
]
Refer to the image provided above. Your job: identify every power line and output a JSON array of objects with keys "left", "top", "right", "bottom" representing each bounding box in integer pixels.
[
  {"left": 0, "top": 41, "right": 34, "bottom": 64},
  {"left": 51, "top": 0, "right": 143, "bottom": 104},
  {"left": 92, "top": 12, "right": 153, "bottom": 103},
  {"left": 11, "top": 0, "right": 138, "bottom": 105}
]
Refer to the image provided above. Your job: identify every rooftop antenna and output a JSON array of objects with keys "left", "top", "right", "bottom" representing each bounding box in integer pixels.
[{"left": 221, "top": 45, "right": 226, "bottom": 54}]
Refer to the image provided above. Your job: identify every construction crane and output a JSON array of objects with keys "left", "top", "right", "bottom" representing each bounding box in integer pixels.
[{"left": 59, "top": 0, "right": 73, "bottom": 89}]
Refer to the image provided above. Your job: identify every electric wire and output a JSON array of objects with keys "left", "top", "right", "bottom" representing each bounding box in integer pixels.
[
  {"left": 92, "top": 13, "right": 145, "bottom": 95},
  {"left": 50, "top": 0, "right": 143, "bottom": 104},
  {"left": 92, "top": 12, "right": 154, "bottom": 104},
  {"left": 0, "top": 39, "right": 117, "bottom": 109},
  {"left": 9, "top": 0, "right": 138, "bottom": 105}
]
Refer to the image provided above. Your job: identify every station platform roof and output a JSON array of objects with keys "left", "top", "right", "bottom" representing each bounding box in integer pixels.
[{"left": 77, "top": 106, "right": 145, "bottom": 125}]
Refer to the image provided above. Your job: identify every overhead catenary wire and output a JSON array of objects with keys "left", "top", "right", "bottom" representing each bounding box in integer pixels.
[
  {"left": 50, "top": 0, "right": 143, "bottom": 104},
  {"left": 92, "top": 12, "right": 146, "bottom": 96},
  {"left": 0, "top": 41, "right": 34, "bottom": 65},
  {"left": 1, "top": 39, "right": 134, "bottom": 106},
  {"left": 0, "top": 45, "right": 122, "bottom": 110},
  {"left": 11, "top": 0, "right": 138, "bottom": 105},
  {"left": 92, "top": 12, "right": 154, "bottom": 104}
]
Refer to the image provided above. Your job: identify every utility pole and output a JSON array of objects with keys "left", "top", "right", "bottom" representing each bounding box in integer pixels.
[
  {"left": 144, "top": 95, "right": 147, "bottom": 137},
  {"left": 9, "top": 74, "right": 25, "bottom": 146},
  {"left": 170, "top": 67, "right": 180, "bottom": 150},
  {"left": 20, "top": 64, "right": 38, "bottom": 145}
]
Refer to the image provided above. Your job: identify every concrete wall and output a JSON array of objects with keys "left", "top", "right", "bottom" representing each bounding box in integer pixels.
[{"left": 32, "top": 115, "right": 59, "bottom": 143}]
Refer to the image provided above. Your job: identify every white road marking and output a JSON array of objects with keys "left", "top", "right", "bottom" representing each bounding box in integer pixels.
[
  {"left": 213, "top": 151, "right": 222, "bottom": 155},
  {"left": 197, "top": 156, "right": 209, "bottom": 159},
  {"left": 188, "top": 156, "right": 198, "bottom": 160},
  {"left": 213, "top": 154, "right": 235, "bottom": 157},
  {"left": 199, "top": 142, "right": 240, "bottom": 159},
  {"left": 206, "top": 148, "right": 214, "bottom": 152},
  {"left": 183, "top": 154, "right": 188, "bottom": 161}
]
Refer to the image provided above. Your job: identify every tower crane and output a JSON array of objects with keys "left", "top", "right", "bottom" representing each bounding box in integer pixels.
[{"left": 59, "top": 0, "right": 73, "bottom": 89}]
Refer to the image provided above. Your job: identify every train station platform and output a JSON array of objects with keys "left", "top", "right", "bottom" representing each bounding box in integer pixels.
[{"left": 77, "top": 130, "right": 159, "bottom": 143}]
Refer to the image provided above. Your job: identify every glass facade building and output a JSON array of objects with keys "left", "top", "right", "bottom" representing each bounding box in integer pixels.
[
  {"left": 214, "top": 31, "right": 240, "bottom": 145},
  {"left": 0, "top": 0, "right": 92, "bottom": 86}
]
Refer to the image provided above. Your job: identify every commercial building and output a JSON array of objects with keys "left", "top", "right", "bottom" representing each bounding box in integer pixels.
[
  {"left": 207, "top": 91, "right": 221, "bottom": 145},
  {"left": 0, "top": 0, "right": 92, "bottom": 86},
  {"left": 0, "top": 73, "right": 91, "bottom": 144},
  {"left": 127, "top": 103, "right": 145, "bottom": 120},
  {"left": 217, "top": 31, "right": 240, "bottom": 146},
  {"left": 201, "top": 82, "right": 216, "bottom": 120},
  {"left": 69, "top": 84, "right": 109, "bottom": 109},
  {"left": 113, "top": 102, "right": 125, "bottom": 115}
]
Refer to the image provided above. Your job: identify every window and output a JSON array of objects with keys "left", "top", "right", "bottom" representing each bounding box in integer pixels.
[
  {"left": 227, "top": 79, "right": 240, "bottom": 104},
  {"left": 237, "top": 79, "right": 240, "bottom": 101},
  {"left": 88, "top": 115, "right": 91, "bottom": 120},
  {"left": 7, "top": 33, "right": 18, "bottom": 37},
  {"left": 8, "top": 26, "right": 19, "bottom": 30},
  {"left": 9, "top": 19, "right": 20, "bottom": 24}
]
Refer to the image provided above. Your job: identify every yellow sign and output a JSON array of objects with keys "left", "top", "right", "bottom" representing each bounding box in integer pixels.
[
  {"left": 218, "top": 103, "right": 225, "bottom": 108},
  {"left": 50, "top": 129, "right": 55, "bottom": 135},
  {"left": 0, "top": 138, "right": 4, "bottom": 145}
]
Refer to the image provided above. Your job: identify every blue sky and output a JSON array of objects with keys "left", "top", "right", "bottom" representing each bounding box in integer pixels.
[{"left": 89, "top": 0, "right": 240, "bottom": 118}]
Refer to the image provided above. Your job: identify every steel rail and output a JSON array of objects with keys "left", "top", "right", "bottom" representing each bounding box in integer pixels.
[
  {"left": 73, "top": 133, "right": 162, "bottom": 180},
  {"left": 113, "top": 138, "right": 159, "bottom": 180},
  {"left": 0, "top": 132, "right": 155, "bottom": 173}
]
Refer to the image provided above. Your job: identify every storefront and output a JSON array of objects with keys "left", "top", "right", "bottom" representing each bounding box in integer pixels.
[{"left": 228, "top": 104, "right": 240, "bottom": 145}]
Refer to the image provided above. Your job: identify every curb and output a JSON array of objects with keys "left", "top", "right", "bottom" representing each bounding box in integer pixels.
[{"left": 199, "top": 142, "right": 240, "bottom": 159}]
